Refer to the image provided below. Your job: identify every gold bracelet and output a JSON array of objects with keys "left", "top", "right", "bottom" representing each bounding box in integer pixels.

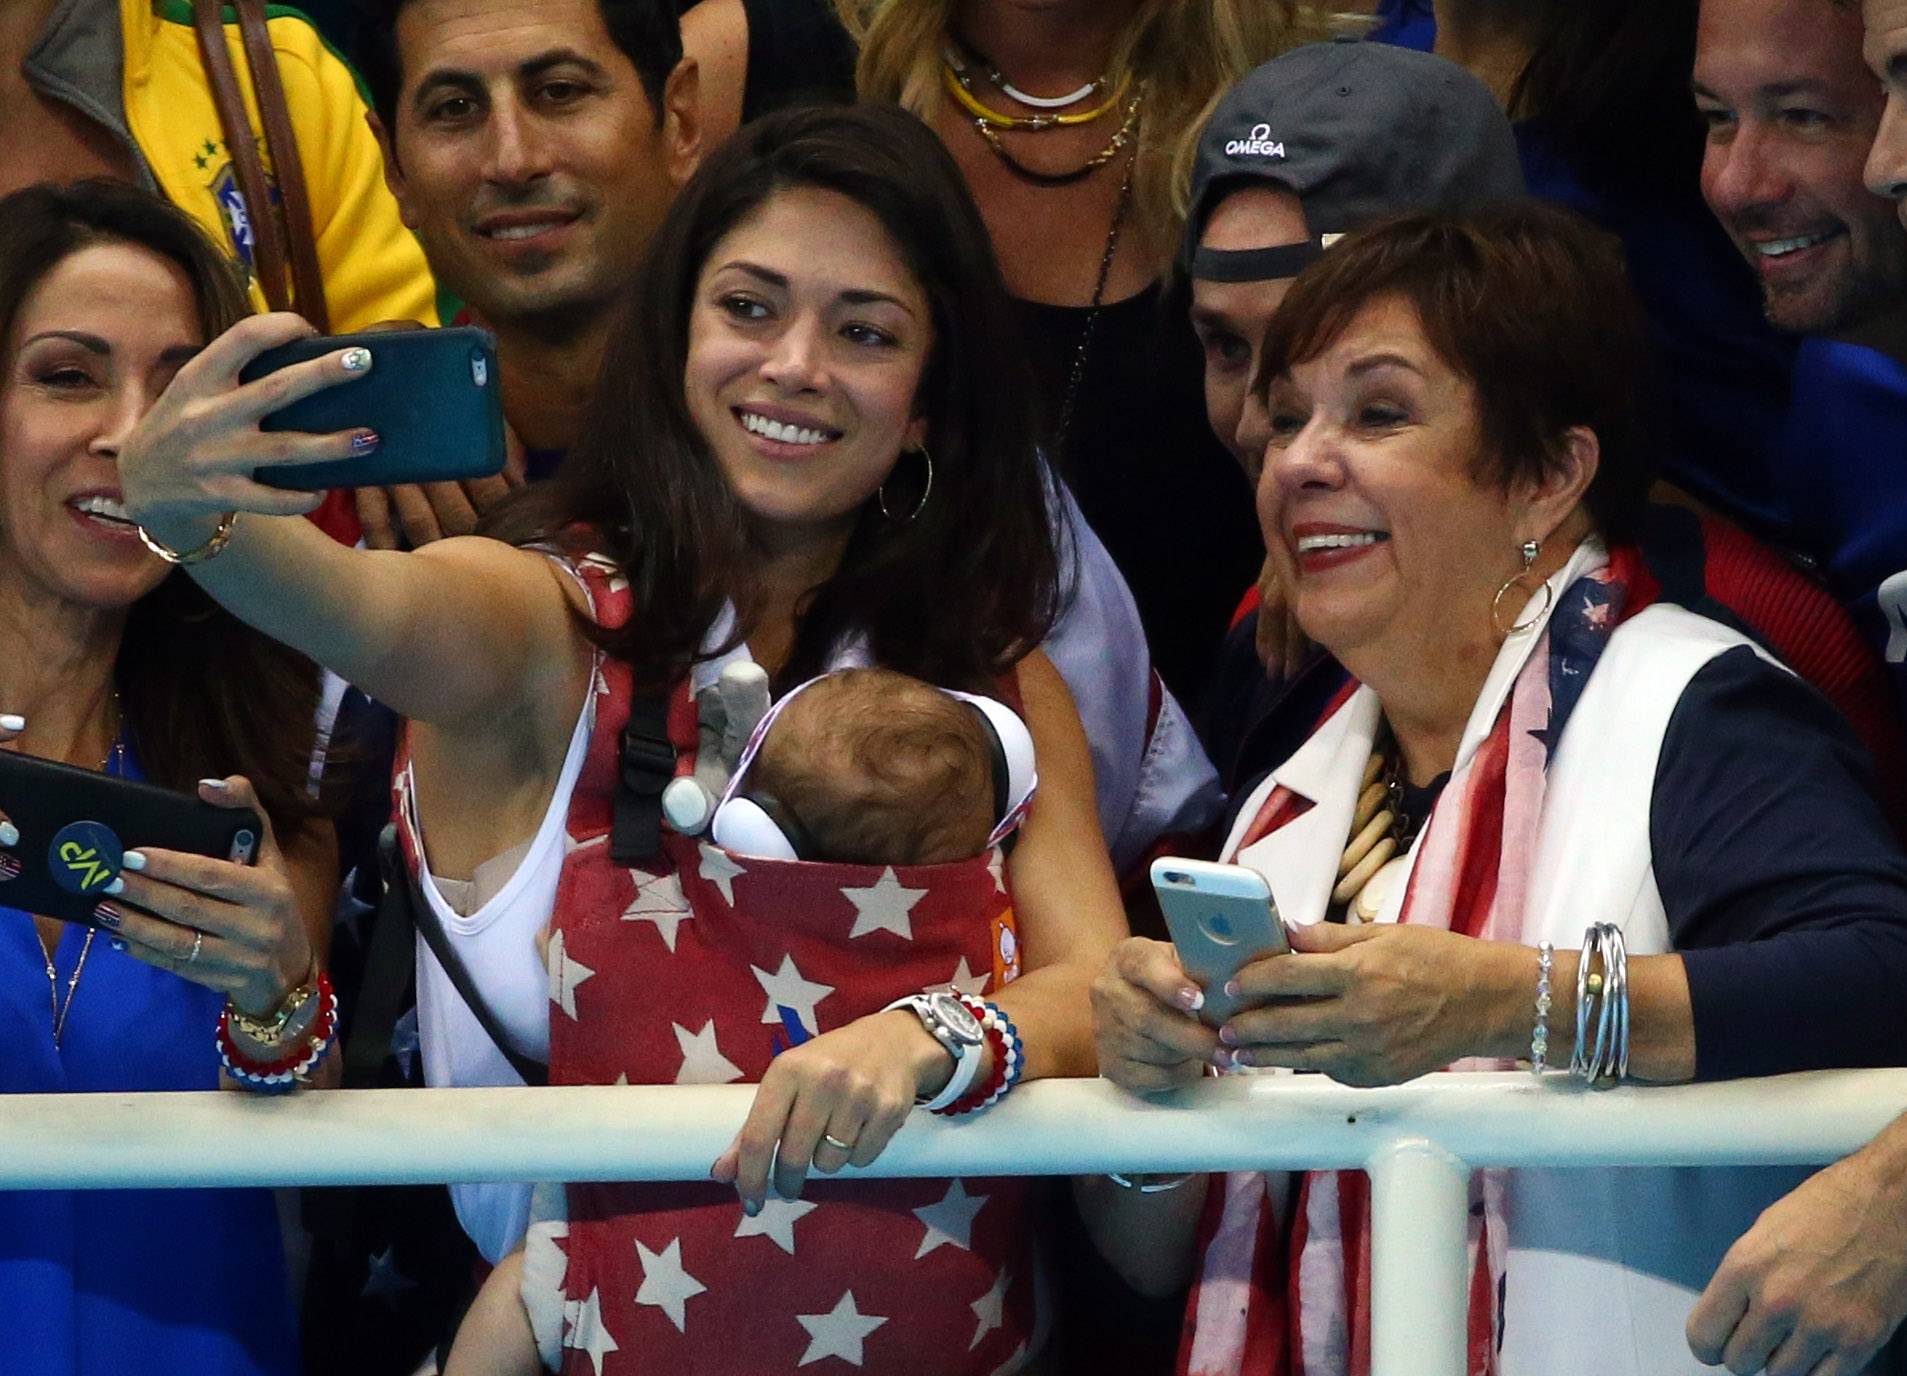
[
  {"left": 228, "top": 961, "right": 321, "bottom": 1046},
  {"left": 137, "top": 513, "right": 238, "bottom": 565}
]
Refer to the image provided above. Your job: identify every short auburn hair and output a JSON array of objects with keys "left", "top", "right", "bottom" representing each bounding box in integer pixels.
[{"left": 1256, "top": 202, "right": 1655, "bottom": 543}]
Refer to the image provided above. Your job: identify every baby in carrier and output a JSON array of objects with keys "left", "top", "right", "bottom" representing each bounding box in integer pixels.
[
  {"left": 709, "top": 666, "right": 1033, "bottom": 866},
  {"left": 452, "top": 667, "right": 1036, "bottom": 1376}
]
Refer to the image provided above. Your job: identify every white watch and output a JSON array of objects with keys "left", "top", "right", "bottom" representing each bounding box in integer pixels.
[{"left": 883, "top": 992, "right": 988, "bottom": 1111}]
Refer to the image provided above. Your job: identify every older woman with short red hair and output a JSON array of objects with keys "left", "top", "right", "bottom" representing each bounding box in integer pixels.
[{"left": 1087, "top": 203, "right": 1907, "bottom": 1376}]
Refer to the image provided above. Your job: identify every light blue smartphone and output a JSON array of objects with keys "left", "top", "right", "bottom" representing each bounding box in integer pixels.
[{"left": 1150, "top": 858, "right": 1290, "bottom": 1026}]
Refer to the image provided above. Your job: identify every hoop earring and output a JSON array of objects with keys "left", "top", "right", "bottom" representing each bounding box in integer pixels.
[
  {"left": 1490, "top": 538, "right": 1553, "bottom": 637},
  {"left": 878, "top": 445, "right": 934, "bottom": 524}
]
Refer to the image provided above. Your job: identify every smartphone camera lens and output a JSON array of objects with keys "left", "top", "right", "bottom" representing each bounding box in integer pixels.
[
  {"left": 470, "top": 349, "right": 490, "bottom": 387},
  {"left": 230, "top": 829, "right": 257, "bottom": 862}
]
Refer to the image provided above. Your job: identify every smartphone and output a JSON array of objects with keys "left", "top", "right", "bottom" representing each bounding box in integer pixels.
[
  {"left": 239, "top": 325, "right": 506, "bottom": 490},
  {"left": 1151, "top": 858, "right": 1291, "bottom": 1026},
  {"left": 0, "top": 751, "right": 262, "bottom": 927}
]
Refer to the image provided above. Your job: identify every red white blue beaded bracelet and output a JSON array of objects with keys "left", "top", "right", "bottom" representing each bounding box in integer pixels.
[
  {"left": 217, "top": 972, "right": 339, "bottom": 1094},
  {"left": 933, "top": 997, "right": 1024, "bottom": 1117}
]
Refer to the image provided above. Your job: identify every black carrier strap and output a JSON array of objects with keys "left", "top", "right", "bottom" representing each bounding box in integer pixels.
[
  {"left": 612, "top": 692, "right": 677, "bottom": 864},
  {"left": 375, "top": 823, "right": 550, "bottom": 1087}
]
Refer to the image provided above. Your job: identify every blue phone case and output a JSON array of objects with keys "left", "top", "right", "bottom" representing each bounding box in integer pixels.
[{"left": 240, "top": 326, "right": 506, "bottom": 491}]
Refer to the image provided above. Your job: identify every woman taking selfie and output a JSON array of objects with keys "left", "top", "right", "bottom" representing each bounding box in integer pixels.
[
  {"left": 119, "top": 104, "right": 1124, "bottom": 1372},
  {"left": 0, "top": 181, "right": 338, "bottom": 1376},
  {"left": 1086, "top": 205, "right": 1907, "bottom": 1374}
]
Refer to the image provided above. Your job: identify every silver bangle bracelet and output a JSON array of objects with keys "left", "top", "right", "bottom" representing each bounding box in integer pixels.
[{"left": 1571, "top": 923, "right": 1630, "bottom": 1086}]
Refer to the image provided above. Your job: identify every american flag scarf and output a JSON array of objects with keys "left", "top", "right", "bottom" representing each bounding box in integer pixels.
[{"left": 1182, "top": 544, "right": 1646, "bottom": 1376}]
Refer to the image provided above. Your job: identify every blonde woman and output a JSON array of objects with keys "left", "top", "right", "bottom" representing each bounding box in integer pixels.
[{"left": 686, "top": 0, "right": 1330, "bottom": 705}]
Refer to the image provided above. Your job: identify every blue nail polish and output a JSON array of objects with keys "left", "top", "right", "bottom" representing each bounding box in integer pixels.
[
  {"left": 103, "top": 877, "right": 124, "bottom": 896},
  {"left": 93, "top": 902, "right": 122, "bottom": 930},
  {"left": 743, "top": 1199, "right": 762, "bottom": 1217},
  {"left": 350, "top": 430, "right": 380, "bottom": 453},
  {"left": 122, "top": 850, "right": 146, "bottom": 872}
]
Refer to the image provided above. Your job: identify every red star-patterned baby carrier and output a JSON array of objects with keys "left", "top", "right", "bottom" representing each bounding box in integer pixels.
[{"left": 528, "top": 551, "right": 1040, "bottom": 1374}]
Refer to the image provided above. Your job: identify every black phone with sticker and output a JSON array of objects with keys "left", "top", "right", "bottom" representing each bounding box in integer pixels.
[
  {"left": 0, "top": 751, "right": 261, "bottom": 927},
  {"left": 239, "top": 325, "right": 506, "bottom": 491}
]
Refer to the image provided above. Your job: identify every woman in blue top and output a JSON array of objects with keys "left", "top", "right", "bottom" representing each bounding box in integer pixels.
[{"left": 0, "top": 180, "right": 339, "bottom": 1376}]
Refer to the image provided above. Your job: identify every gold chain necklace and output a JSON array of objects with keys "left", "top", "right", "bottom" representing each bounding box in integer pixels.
[{"left": 44, "top": 728, "right": 124, "bottom": 1048}]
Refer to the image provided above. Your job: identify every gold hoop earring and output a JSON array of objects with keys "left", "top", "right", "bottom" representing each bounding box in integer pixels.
[
  {"left": 878, "top": 445, "right": 933, "bottom": 524},
  {"left": 1490, "top": 538, "right": 1552, "bottom": 637}
]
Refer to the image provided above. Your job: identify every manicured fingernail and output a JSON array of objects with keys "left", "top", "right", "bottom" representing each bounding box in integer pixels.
[
  {"left": 1218, "top": 1024, "right": 1238, "bottom": 1045},
  {"left": 103, "top": 877, "right": 124, "bottom": 895},
  {"left": 1213, "top": 1048, "right": 1235, "bottom": 1071},
  {"left": 1223, "top": 979, "right": 1241, "bottom": 998},
  {"left": 340, "top": 347, "right": 373, "bottom": 373},
  {"left": 92, "top": 902, "right": 122, "bottom": 930},
  {"left": 350, "top": 430, "right": 380, "bottom": 453},
  {"left": 1177, "top": 987, "right": 1204, "bottom": 1012},
  {"left": 122, "top": 850, "right": 146, "bottom": 872},
  {"left": 109, "top": 937, "right": 127, "bottom": 953},
  {"left": 0, "top": 853, "right": 20, "bottom": 881},
  {"left": 0, "top": 821, "right": 18, "bottom": 847},
  {"left": 0, "top": 714, "right": 24, "bottom": 732},
  {"left": 743, "top": 1199, "right": 761, "bottom": 1217},
  {"left": 199, "top": 778, "right": 229, "bottom": 793}
]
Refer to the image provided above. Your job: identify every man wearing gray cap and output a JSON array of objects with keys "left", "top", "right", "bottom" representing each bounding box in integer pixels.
[{"left": 1184, "top": 38, "right": 1525, "bottom": 479}]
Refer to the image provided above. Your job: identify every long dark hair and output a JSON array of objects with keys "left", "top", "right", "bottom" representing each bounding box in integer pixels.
[
  {"left": 0, "top": 181, "right": 327, "bottom": 830},
  {"left": 491, "top": 103, "right": 1064, "bottom": 693}
]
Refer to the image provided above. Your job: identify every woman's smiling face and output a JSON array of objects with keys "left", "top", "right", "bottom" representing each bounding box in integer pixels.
[
  {"left": 1258, "top": 294, "right": 1527, "bottom": 666},
  {"left": 683, "top": 185, "right": 932, "bottom": 549},
  {"left": 0, "top": 241, "right": 195, "bottom": 612}
]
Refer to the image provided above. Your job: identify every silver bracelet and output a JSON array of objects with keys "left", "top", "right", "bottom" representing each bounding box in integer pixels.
[
  {"left": 1529, "top": 940, "right": 1554, "bottom": 1075},
  {"left": 1571, "top": 926, "right": 1601, "bottom": 1080},
  {"left": 1571, "top": 924, "right": 1631, "bottom": 1086}
]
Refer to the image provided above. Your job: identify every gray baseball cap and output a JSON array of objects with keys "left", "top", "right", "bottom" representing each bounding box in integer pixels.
[{"left": 1185, "top": 38, "right": 1526, "bottom": 281}]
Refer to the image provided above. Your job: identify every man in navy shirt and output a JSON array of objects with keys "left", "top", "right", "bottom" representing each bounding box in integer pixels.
[
  {"left": 1687, "top": 6, "right": 1907, "bottom": 1373},
  {"left": 1695, "top": 0, "right": 1907, "bottom": 711}
]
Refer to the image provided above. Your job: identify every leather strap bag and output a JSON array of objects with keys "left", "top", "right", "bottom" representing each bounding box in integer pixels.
[{"left": 189, "top": 0, "right": 331, "bottom": 330}]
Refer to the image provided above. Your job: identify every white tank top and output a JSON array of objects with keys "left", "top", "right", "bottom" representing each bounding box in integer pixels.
[{"left": 409, "top": 694, "right": 594, "bottom": 1262}]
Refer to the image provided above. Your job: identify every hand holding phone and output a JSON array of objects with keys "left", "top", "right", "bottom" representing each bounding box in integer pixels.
[
  {"left": 239, "top": 325, "right": 505, "bottom": 491},
  {"left": 1151, "top": 858, "right": 1291, "bottom": 1026},
  {"left": 0, "top": 751, "right": 261, "bottom": 927}
]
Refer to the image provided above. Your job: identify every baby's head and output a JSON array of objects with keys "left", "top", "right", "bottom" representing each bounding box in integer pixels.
[{"left": 745, "top": 668, "right": 1000, "bottom": 866}]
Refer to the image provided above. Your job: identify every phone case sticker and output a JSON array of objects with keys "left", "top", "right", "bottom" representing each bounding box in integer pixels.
[{"left": 48, "top": 820, "right": 123, "bottom": 896}]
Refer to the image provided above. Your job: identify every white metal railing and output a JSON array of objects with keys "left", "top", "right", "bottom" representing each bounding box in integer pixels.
[{"left": 7, "top": 1069, "right": 1906, "bottom": 1376}]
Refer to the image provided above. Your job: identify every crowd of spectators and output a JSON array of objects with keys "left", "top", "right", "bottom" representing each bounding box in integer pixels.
[{"left": 5, "top": 0, "right": 1907, "bottom": 1373}]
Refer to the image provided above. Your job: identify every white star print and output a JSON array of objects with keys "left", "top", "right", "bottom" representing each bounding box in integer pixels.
[
  {"left": 733, "top": 1194, "right": 817, "bottom": 1254},
  {"left": 697, "top": 843, "right": 747, "bottom": 905},
  {"left": 562, "top": 1287, "right": 620, "bottom": 1376},
  {"left": 673, "top": 1020, "right": 743, "bottom": 1084},
  {"left": 564, "top": 831, "right": 608, "bottom": 857},
  {"left": 753, "top": 954, "right": 835, "bottom": 1036},
  {"left": 928, "top": 956, "right": 989, "bottom": 998},
  {"left": 841, "top": 866, "right": 925, "bottom": 941},
  {"left": 796, "top": 1290, "right": 888, "bottom": 1368},
  {"left": 969, "top": 1269, "right": 1010, "bottom": 1349},
  {"left": 633, "top": 1236, "right": 706, "bottom": 1333},
  {"left": 913, "top": 1178, "right": 989, "bottom": 1258},
  {"left": 622, "top": 870, "right": 692, "bottom": 951},
  {"left": 546, "top": 928, "right": 595, "bottom": 1021}
]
